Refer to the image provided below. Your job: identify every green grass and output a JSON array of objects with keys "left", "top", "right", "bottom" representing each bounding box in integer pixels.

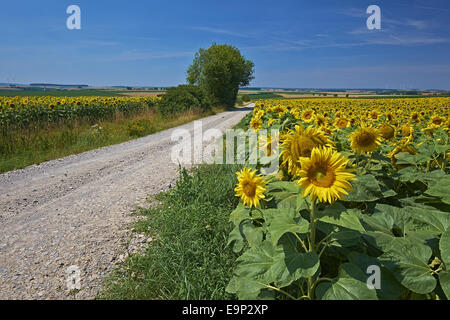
[
  {"left": 233, "top": 111, "right": 252, "bottom": 130},
  {"left": 98, "top": 164, "right": 243, "bottom": 300},
  {"left": 98, "top": 112, "right": 252, "bottom": 300}
]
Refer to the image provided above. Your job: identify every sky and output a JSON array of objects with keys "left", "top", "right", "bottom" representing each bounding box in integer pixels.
[{"left": 1, "top": 0, "right": 450, "bottom": 89}]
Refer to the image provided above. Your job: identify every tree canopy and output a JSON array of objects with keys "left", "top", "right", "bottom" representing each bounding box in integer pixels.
[{"left": 186, "top": 43, "right": 254, "bottom": 107}]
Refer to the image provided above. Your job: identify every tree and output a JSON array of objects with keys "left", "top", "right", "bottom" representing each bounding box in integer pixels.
[{"left": 186, "top": 43, "right": 254, "bottom": 107}]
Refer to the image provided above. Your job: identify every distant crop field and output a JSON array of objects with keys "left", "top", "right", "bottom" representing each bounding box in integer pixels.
[
  {"left": 247, "top": 92, "right": 284, "bottom": 99},
  {"left": 119, "top": 91, "right": 166, "bottom": 97}
]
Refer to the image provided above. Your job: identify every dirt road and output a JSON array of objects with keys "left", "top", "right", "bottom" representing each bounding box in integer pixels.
[{"left": 0, "top": 105, "right": 252, "bottom": 299}]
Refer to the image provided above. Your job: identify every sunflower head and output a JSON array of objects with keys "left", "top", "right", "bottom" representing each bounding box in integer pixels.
[
  {"left": 430, "top": 115, "right": 445, "bottom": 127},
  {"left": 369, "top": 110, "right": 379, "bottom": 121},
  {"left": 334, "top": 117, "right": 349, "bottom": 129},
  {"left": 280, "top": 125, "right": 334, "bottom": 176},
  {"left": 349, "top": 126, "right": 382, "bottom": 154},
  {"left": 378, "top": 123, "right": 396, "bottom": 140},
  {"left": 296, "top": 147, "right": 356, "bottom": 203},
  {"left": 315, "top": 114, "right": 326, "bottom": 127},
  {"left": 234, "top": 168, "right": 267, "bottom": 207},
  {"left": 301, "top": 109, "right": 315, "bottom": 123},
  {"left": 385, "top": 112, "right": 395, "bottom": 124},
  {"left": 250, "top": 117, "right": 263, "bottom": 132}
]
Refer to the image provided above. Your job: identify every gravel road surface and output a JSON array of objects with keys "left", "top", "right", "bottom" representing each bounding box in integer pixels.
[{"left": 0, "top": 105, "right": 252, "bottom": 299}]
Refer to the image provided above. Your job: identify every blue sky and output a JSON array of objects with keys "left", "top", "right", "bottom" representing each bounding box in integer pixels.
[{"left": 1, "top": 0, "right": 450, "bottom": 89}]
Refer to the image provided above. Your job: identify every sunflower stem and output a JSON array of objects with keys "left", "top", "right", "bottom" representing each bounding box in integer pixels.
[
  {"left": 308, "top": 198, "right": 317, "bottom": 252},
  {"left": 307, "top": 198, "right": 318, "bottom": 300}
]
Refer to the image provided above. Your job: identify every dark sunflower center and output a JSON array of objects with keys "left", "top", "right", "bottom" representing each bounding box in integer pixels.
[
  {"left": 432, "top": 118, "right": 443, "bottom": 125},
  {"left": 379, "top": 125, "right": 394, "bottom": 139},
  {"left": 292, "top": 135, "right": 316, "bottom": 158},
  {"left": 242, "top": 180, "right": 256, "bottom": 197},
  {"left": 357, "top": 132, "right": 375, "bottom": 147},
  {"left": 309, "top": 164, "right": 335, "bottom": 187},
  {"left": 303, "top": 112, "right": 312, "bottom": 119},
  {"left": 337, "top": 119, "right": 348, "bottom": 128}
]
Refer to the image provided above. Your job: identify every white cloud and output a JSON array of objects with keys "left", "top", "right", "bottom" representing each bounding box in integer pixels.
[{"left": 189, "top": 26, "right": 249, "bottom": 38}]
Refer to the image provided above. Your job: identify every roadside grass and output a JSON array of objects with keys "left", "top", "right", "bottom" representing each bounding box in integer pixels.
[
  {"left": 233, "top": 111, "right": 253, "bottom": 130},
  {"left": 98, "top": 110, "right": 252, "bottom": 300},
  {"left": 98, "top": 164, "right": 243, "bottom": 300},
  {"left": 0, "top": 107, "right": 223, "bottom": 173}
]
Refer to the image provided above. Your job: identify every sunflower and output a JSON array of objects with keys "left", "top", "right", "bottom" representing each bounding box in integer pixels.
[
  {"left": 385, "top": 112, "right": 395, "bottom": 124},
  {"left": 429, "top": 115, "right": 445, "bottom": 127},
  {"left": 378, "top": 123, "right": 395, "bottom": 140},
  {"left": 274, "top": 104, "right": 286, "bottom": 113},
  {"left": 349, "top": 126, "right": 381, "bottom": 154},
  {"left": 315, "top": 114, "right": 326, "bottom": 127},
  {"left": 234, "top": 168, "right": 267, "bottom": 207},
  {"left": 301, "top": 109, "right": 315, "bottom": 123},
  {"left": 256, "top": 110, "right": 265, "bottom": 118},
  {"left": 334, "top": 117, "right": 349, "bottom": 129},
  {"left": 280, "top": 125, "right": 333, "bottom": 176},
  {"left": 296, "top": 147, "right": 356, "bottom": 203},
  {"left": 250, "top": 117, "right": 262, "bottom": 132},
  {"left": 369, "top": 110, "right": 379, "bottom": 121}
]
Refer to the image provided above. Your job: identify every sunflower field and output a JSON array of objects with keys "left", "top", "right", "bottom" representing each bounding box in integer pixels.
[
  {"left": 0, "top": 95, "right": 166, "bottom": 172},
  {"left": 227, "top": 97, "right": 450, "bottom": 300},
  {"left": 0, "top": 96, "right": 159, "bottom": 131}
]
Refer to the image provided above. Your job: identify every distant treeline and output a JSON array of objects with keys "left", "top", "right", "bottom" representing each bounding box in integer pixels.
[{"left": 30, "top": 83, "right": 89, "bottom": 87}]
